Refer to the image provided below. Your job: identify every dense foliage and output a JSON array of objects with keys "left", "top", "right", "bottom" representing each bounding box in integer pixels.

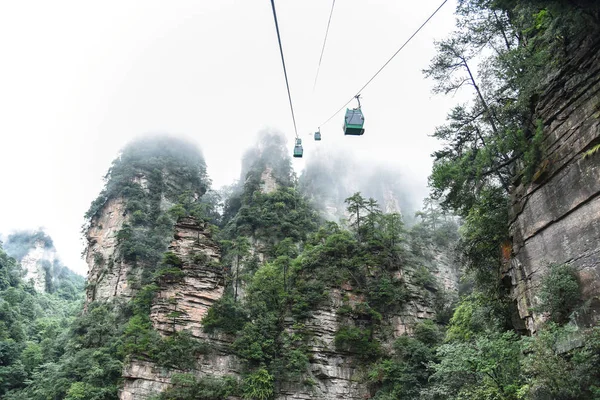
[
  {"left": 405, "top": 1, "right": 600, "bottom": 399},
  {"left": 200, "top": 204, "right": 456, "bottom": 397},
  {"left": 0, "top": 242, "right": 85, "bottom": 399},
  {"left": 201, "top": 134, "right": 459, "bottom": 399}
]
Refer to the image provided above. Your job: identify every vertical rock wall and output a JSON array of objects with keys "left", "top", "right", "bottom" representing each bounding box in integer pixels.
[
  {"left": 85, "top": 164, "right": 459, "bottom": 399},
  {"left": 120, "top": 217, "right": 240, "bottom": 400},
  {"left": 260, "top": 167, "right": 279, "bottom": 194},
  {"left": 507, "top": 35, "right": 600, "bottom": 332},
  {"left": 85, "top": 197, "right": 133, "bottom": 303},
  {"left": 116, "top": 216, "right": 458, "bottom": 399},
  {"left": 19, "top": 240, "right": 55, "bottom": 292}
]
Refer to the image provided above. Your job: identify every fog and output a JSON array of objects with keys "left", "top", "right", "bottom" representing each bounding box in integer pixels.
[
  {"left": 299, "top": 140, "right": 426, "bottom": 223},
  {"left": 0, "top": 0, "right": 463, "bottom": 275}
]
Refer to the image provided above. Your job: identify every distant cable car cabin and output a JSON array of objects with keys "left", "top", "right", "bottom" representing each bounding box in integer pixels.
[
  {"left": 314, "top": 130, "right": 321, "bottom": 141},
  {"left": 293, "top": 138, "right": 303, "bottom": 158},
  {"left": 343, "top": 95, "right": 365, "bottom": 135}
]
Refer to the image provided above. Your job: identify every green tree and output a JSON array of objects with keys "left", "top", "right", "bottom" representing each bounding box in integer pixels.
[
  {"left": 242, "top": 367, "right": 274, "bottom": 400},
  {"left": 364, "top": 197, "right": 382, "bottom": 237},
  {"left": 428, "top": 332, "right": 523, "bottom": 399},
  {"left": 222, "top": 237, "right": 251, "bottom": 302},
  {"left": 536, "top": 264, "right": 581, "bottom": 324},
  {"left": 345, "top": 192, "right": 367, "bottom": 239},
  {"left": 369, "top": 321, "right": 442, "bottom": 399}
]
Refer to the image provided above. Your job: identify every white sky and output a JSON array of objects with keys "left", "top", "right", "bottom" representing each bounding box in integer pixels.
[{"left": 0, "top": 0, "right": 462, "bottom": 275}]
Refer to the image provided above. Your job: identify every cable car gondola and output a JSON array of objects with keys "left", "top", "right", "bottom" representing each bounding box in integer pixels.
[
  {"left": 343, "top": 95, "right": 365, "bottom": 136},
  {"left": 293, "top": 138, "right": 303, "bottom": 158},
  {"left": 314, "top": 129, "right": 321, "bottom": 141}
]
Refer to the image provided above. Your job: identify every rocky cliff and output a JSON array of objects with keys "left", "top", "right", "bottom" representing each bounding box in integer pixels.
[
  {"left": 19, "top": 240, "right": 55, "bottom": 292},
  {"left": 118, "top": 219, "right": 456, "bottom": 399},
  {"left": 85, "top": 197, "right": 131, "bottom": 303},
  {"left": 507, "top": 34, "right": 600, "bottom": 332},
  {"left": 120, "top": 217, "right": 241, "bottom": 400},
  {"left": 83, "top": 136, "right": 209, "bottom": 305},
  {"left": 116, "top": 222, "right": 457, "bottom": 399},
  {"left": 84, "top": 135, "right": 460, "bottom": 399}
]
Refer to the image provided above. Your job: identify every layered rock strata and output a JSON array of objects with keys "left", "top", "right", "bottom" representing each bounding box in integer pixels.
[
  {"left": 85, "top": 197, "right": 132, "bottom": 303},
  {"left": 120, "top": 217, "right": 240, "bottom": 399},
  {"left": 507, "top": 35, "right": 600, "bottom": 332}
]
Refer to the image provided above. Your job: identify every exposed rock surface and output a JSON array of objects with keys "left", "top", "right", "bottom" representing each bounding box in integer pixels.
[
  {"left": 261, "top": 167, "right": 279, "bottom": 194},
  {"left": 506, "top": 35, "right": 600, "bottom": 332},
  {"left": 277, "top": 266, "right": 450, "bottom": 400},
  {"left": 116, "top": 215, "right": 458, "bottom": 399},
  {"left": 19, "top": 240, "right": 56, "bottom": 292},
  {"left": 151, "top": 218, "right": 223, "bottom": 336},
  {"left": 280, "top": 290, "right": 368, "bottom": 400},
  {"left": 432, "top": 251, "right": 459, "bottom": 292},
  {"left": 120, "top": 217, "right": 241, "bottom": 400},
  {"left": 85, "top": 168, "right": 459, "bottom": 399},
  {"left": 382, "top": 187, "right": 402, "bottom": 215},
  {"left": 85, "top": 197, "right": 133, "bottom": 303}
]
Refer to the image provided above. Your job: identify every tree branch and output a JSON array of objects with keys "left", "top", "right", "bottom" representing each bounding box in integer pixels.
[{"left": 480, "top": 152, "right": 522, "bottom": 178}]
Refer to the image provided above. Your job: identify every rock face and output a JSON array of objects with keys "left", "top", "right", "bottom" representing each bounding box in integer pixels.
[
  {"left": 382, "top": 187, "right": 402, "bottom": 215},
  {"left": 506, "top": 35, "right": 600, "bottom": 332},
  {"left": 150, "top": 218, "right": 222, "bottom": 336},
  {"left": 276, "top": 265, "right": 453, "bottom": 400},
  {"left": 280, "top": 289, "right": 368, "bottom": 400},
  {"left": 120, "top": 217, "right": 241, "bottom": 400},
  {"left": 19, "top": 240, "right": 56, "bottom": 292},
  {"left": 85, "top": 197, "right": 132, "bottom": 303},
  {"left": 260, "top": 167, "right": 279, "bottom": 194},
  {"left": 115, "top": 215, "right": 458, "bottom": 399},
  {"left": 85, "top": 153, "right": 459, "bottom": 399},
  {"left": 431, "top": 250, "right": 459, "bottom": 293}
]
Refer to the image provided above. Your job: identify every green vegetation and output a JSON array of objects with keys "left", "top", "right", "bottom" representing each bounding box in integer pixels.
[
  {"left": 368, "top": 321, "right": 442, "bottom": 399},
  {"left": 536, "top": 263, "right": 581, "bottom": 324},
  {"left": 202, "top": 136, "right": 457, "bottom": 397},
  {"left": 583, "top": 143, "right": 600, "bottom": 159},
  {"left": 400, "top": 1, "right": 600, "bottom": 399},
  {"left": 334, "top": 326, "right": 380, "bottom": 359},
  {"left": 242, "top": 368, "right": 274, "bottom": 400},
  {"left": 426, "top": 0, "right": 599, "bottom": 291},
  {"left": 0, "top": 242, "right": 89, "bottom": 399}
]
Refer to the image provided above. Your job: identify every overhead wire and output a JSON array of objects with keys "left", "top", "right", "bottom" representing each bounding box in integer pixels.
[
  {"left": 312, "top": 0, "right": 336, "bottom": 93},
  {"left": 270, "top": 0, "right": 299, "bottom": 138},
  {"left": 318, "top": 0, "right": 450, "bottom": 128}
]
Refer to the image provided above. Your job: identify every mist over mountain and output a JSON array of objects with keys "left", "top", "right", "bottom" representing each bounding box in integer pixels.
[
  {"left": 299, "top": 146, "right": 423, "bottom": 224},
  {"left": 3, "top": 229, "right": 84, "bottom": 295}
]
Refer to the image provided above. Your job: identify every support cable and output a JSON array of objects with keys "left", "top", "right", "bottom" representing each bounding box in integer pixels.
[
  {"left": 312, "top": 0, "right": 336, "bottom": 92},
  {"left": 318, "top": 0, "right": 449, "bottom": 128},
  {"left": 270, "top": 0, "right": 299, "bottom": 138}
]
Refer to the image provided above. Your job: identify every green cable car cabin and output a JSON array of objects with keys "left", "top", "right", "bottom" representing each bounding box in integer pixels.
[
  {"left": 343, "top": 95, "right": 365, "bottom": 135},
  {"left": 314, "top": 130, "right": 321, "bottom": 141},
  {"left": 293, "top": 138, "right": 303, "bottom": 158}
]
